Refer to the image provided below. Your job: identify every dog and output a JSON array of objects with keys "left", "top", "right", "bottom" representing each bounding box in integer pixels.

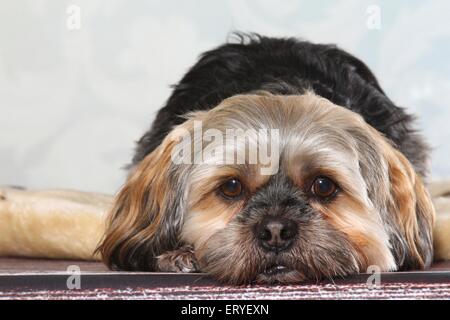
[{"left": 95, "top": 34, "right": 435, "bottom": 285}]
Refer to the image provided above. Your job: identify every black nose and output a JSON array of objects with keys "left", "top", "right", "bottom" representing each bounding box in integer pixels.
[{"left": 255, "top": 217, "right": 297, "bottom": 252}]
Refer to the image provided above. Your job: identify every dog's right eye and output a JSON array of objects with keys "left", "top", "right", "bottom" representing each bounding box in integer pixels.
[{"left": 219, "top": 178, "right": 243, "bottom": 199}]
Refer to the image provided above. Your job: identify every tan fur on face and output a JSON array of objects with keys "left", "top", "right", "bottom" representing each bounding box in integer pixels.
[
  {"left": 98, "top": 140, "right": 175, "bottom": 268},
  {"left": 313, "top": 196, "right": 395, "bottom": 271},
  {"left": 182, "top": 198, "right": 242, "bottom": 254},
  {"left": 344, "top": 119, "right": 435, "bottom": 269},
  {"left": 383, "top": 144, "right": 435, "bottom": 268},
  {"left": 287, "top": 155, "right": 396, "bottom": 271},
  {"left": 182, "top": 164, "right": 269, "bottom": 250},
  {"left": 182, "top": 175, "right": 243, "bottom": 250},
  {"left": 98, "top": 114, "right": 207, "bottom": 270}
]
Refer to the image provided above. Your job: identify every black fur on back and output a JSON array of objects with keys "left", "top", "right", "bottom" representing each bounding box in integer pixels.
[{"left": 132, "top": 33, "right": 428, "bottom": 176}]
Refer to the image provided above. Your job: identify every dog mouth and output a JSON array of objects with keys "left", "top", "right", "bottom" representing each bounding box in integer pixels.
[
  {"left": 262, "top": 264, "right": 290, "bottom": 276},
  {"left": 254, "top": 263, "right": 304, "bottom": 284}
]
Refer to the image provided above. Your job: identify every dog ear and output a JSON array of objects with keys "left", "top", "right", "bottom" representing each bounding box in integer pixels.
[
  {"left": 98, "top": 135, "right": 185, "bottom": 271},
  {"left": 384, "top": 145, "right": 435, "bottom": 269}
]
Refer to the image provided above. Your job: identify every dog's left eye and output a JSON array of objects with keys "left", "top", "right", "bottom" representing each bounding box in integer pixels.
[
  {"left": 219, "top": 178, "right": 243, "bottom": 199},
  {"left": 311, "top": 176, "right": 338, "bottom": 199}
]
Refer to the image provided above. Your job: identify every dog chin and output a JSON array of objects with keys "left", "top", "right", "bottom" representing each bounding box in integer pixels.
[{"left": 254, "top": 265, "right": 305, "bottom": 284}]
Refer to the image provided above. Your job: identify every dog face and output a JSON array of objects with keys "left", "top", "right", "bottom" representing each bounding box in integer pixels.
[{"left": 99, "top": 92, "right": 435, "bottom": 284}]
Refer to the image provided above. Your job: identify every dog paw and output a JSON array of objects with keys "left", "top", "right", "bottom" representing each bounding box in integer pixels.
[{"left": 156, "top": 246, "right": 199, "bottom": 273}]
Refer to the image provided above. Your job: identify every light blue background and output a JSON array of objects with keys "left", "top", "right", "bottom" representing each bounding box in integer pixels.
[{"left": 0, "top": 0, "right": 449, "bottom": 193}]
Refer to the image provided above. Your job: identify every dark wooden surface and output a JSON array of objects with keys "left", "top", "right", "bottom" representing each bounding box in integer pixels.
[
  {"left": 0, "top": 257, "right": 449, "bottom": 291},
  {"left": 1, "top": 257, "right": 449, "bottom": 273}
]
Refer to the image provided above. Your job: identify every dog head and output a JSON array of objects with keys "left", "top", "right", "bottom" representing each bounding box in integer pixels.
[{"left": 99, "top": 92, "right": 435, "bottom": 284}]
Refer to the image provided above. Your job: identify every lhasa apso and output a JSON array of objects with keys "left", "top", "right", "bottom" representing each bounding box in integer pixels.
[{"left": 97, "top": 34, "right": 435, "bottom": 284}]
